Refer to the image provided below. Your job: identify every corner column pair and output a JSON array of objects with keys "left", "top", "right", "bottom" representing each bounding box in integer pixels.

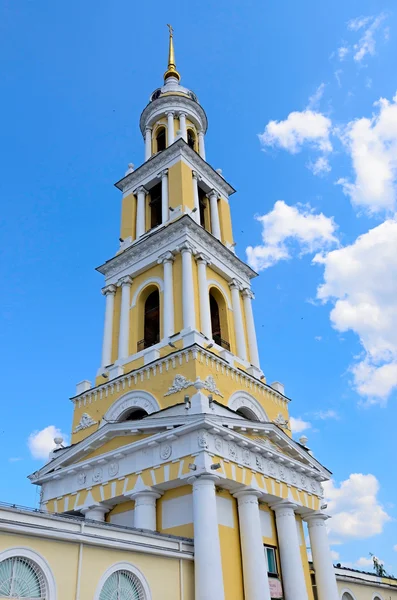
[{"left": 100, "top": 275, "right": 133, "bottom": 368}]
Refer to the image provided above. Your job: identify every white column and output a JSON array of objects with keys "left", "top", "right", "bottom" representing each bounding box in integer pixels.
[
  {"left": 305, "top": 513, "right": 339, "bottom": 600},
  {"left": 196, "top": 253, "right": 212, "bottom": 339},
  {"left": 229, "top": 280, "right": 247, "bottom": 361},
  {"left": 242, "top": 288, "right": 260, "bottom": 368},
  {"left": 179, "top": 112, "right": 187, "bottom": 142},
  {"left": 101, "top": 284, "right": 116, "bottom": 368},
  {"left": 117, "top": 275, "right": 133, "bottom": 360},
  {"left": 167, "top": 112, "right": 175, "bottom": 146},
  {"left": 271, "top": 502, "right": 309, "bottom": 600},
  {"left": 208, "top": 189, "right": 221, "bottom": 240},
  {"left": 144, "top": 127, "right": 152, "bottom": 161},
  {"left": 129, "top": 490, "right": 161, "bottom": 531},
  {"left": 158, "top": 169, "right": 169, "bottom": 223},
  {"left": 179, "top": 242, "right": 195, "bottom": 332},
  {"left": 198, "top": 130, "right": 206, "bottom": 160},
  {"left": 135, "top": 186, "right": 147, "bottom": 238},
  {"left": 234, "top": 491, "right": 271, "bottom": 600},
  {"left": 81, "top": 504, "right": 110, "bottom": 522},
  {"left": 190, "top": 476, "right": 225, "bottom": 600},
  {"left": 158, "top": 251, "right": 174, "bottom": 339},
  {"left": 192, "top": 171, "right": 201, "bottom": 223}
]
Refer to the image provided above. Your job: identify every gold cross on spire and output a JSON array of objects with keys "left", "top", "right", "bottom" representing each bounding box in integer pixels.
[{"left": 164, "top": 23, "right": 180, "bottom": 82}]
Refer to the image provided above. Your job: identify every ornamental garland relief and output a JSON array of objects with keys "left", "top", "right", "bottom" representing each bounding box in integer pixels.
[
  {"left": 197, "top": 431, "right": 209, "bottom": 449},
  {"left": 214, "top": 437, "right": 223, "bottom": 452}
]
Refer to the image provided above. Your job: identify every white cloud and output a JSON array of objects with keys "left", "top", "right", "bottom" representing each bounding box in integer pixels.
[
  {"left": 308, "top": 83, "right": 326, "bottom": 110},
  {"left": 313, "top": 409, "right": 340, "bottom": 420},
  {"left": 246, "top": 200, "right": 338, "bottom": 271},
  {"left": 323, "top": 473, "right": 391, "bottom": 539},
  {"left": 315, "top": 336, "right": 322, "bottom": 341},
  {"left": 28, "top": 425, "right": 68, "bottom": 461},
  {"left": 334, "top": 69, "right": 342, "bottom": 88},
  {"left": 314, "top": 218, "right": 397, "bottom": 401},
  {"left": 259, "top": 110, "right": 332, "bottom": 154},
  {"left": 308, "top": 156, "right": 331, "bottom": 176},
  {"left": 355, "top": 556, "right": 377, "bottom": 568},
  {"left": 8, "top": 457, "right": 23, "bottom": 463},
  {"left": 331, "top": 550, "right": 340, "bottom": 561},
  {"left": 290, "top": 416, "right": 311, "bottom": 434},
  {"left": 337, "top": 92, "right": 397, "bottom": 214},
  {"left": 337, "top": 46, "right": 349, "bottom": 60},
  {"left": 351, "top": 14, "right": 387, "bottom": 62}
]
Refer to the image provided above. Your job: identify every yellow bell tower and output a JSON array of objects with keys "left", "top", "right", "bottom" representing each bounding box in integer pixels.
[{"left": 30, "top": 29, "right": 338, "bottom": 600}]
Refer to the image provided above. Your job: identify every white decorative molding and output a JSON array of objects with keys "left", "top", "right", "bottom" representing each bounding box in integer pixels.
[
  {"left": 0, "top": 547, "right": 57, "bottom": 600},
  {"left": 73, "top": 413, "right": 97, "bottom": 433},
  {"left": 273, "top": 413, "right": 290, "bottom": 429},
  {"left": 101, "top": 391, "right": 160, "bottom": 425},
  {"left": 207, "top": 280, "right": 233, "bottom": 309},
  {"left": 130, "top": 277, "right": 164, "bottom": 308},
  {"left": 94, "top": 561, "right": 152, "bottom": 600},
  {"left": 228, "top": 391, "right": 269, "bottom": 422},
  {"left": 164, "top": 375, "right": 194, "bottom": 396},
  {"left": 203, "top": 375, "right": 223, "bottom": 397}
]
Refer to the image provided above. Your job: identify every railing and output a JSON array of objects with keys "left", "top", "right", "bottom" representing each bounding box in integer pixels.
[
  {"left": 213, "top": 334, "right": 230, "bottom": 351},
  {"left": 137, "top": 338, "right": 159, "bottom": 352}
]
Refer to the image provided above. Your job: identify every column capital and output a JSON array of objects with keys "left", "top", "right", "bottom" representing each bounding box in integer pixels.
[
  {"left": 178, "top": 241, "right": 196, "bottom": 255},
  {"left": 117, "top": 275, "right": 133, "bottom": 287},
  {"left": 195, "top": 252, "right": 211, "bottom": 265},
  {"left": 157, "top": 168, "right": 168, "bottom": 179},
  {"left": 145, "top": 126, "right": 152, "bottom": 133},
  {"left": 188, "top": 474, "right": 220, "bottom": 487},
  {"left": 165, "top": 110, "right": 174, "bottom": 117},
  {"left": 242, "top": 287, "right": 255, "bottom": 300},
  {"left": 229, "top": 278, "right": 243, "bottom": 291},
  {"left": 192, "top": 170, "right": 200, "bottom": 181},
  {"left": 208, "top": 188, "right": 220, "bottom": 199},
  {"left": 134, "top": 185, "right": 148, "bottom": 195},
  {"left": 178, "top": 111, "right": 187, "bottom": 117},
  {"left": 158, "top": 251, "right": 175, "bottom": 264},
  {"left": 128, "top": 489, "right": 162, "bottom": 503},
  {"left": 233, "top": 489, "right": 262, "bottom": 503},
  {"left": 101, "top": 284, "right": 116, "bottom": 296},
  {"left": 269, "top": 500, "right": 299, "bottom": 515},
  {"left": 303, "top": 511, "right": 330, "bottom": 525}
]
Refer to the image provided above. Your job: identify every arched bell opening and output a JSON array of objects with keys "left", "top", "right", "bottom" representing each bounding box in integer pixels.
[
  {"left": 236, "top": 407, "right": 260, "bottom": 421},
  {"left": 149, "top": 182, "right": 162, "bottom": 229},
  {"left": 155, "top": 126, "right": 166, "bottom": 152},
  {"left": 137, "top": 286, "right": 161, "bottom": 352},
  {"left": 187, "top": 128, "right": 197, "bottom": 151},
  {"left": 119, "top": 407, "right": 148, "bottom": 422},
  {"left": 209, "top": 287, "right": 230, "bottom": 351}
]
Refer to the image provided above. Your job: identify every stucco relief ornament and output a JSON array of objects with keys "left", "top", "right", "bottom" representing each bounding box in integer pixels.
[
  {"left": 228, "top": 442, "right": 238, "bottom": 460},
  {"left": 160, "top": 444, "right": 172, "bottom": 460},
  {"left": 108, "top": 462, "right": 119, "bottom": 477},
  {"left": 300, "top": 474, "right": 307, "bottom": 487},
  {"left": 268, "top": 460, "right": 277, "bottom": 476},
  {"left": 279, "top": 465, "right": 286, "bottom": 479},
  {"left": 291, "top": 471, "right": 298, "bottom": 485},
  {"left": 215, "top": 437, "right": 223, "bottom": 452},
  {"left": 92, "top": 468, "right": 103, "bottom": 483},
  {"left": 310, "top": 480, "right": 317, "bottom": 493},
  {"left": 77, "top": 472, "right": 86, "bottom": 485},
  {"left": 73, "top": 413, "right": 97, "bottom": 433},
  {"left": 273, "top": 413, "right": 289, "bottom": 429},
  {"left": 203, "top": 375, "right": 223, "bottom": 397},
  {"left": 243, "top": 449, "right": 251, "bottom": 466},
  {"left": 197, "top": 430, "right": 209, "bottom": 449},
  {"left": 255, "top": 455, "right": 263, "bottom": 471},
  {"left": 164, "top": 374, "right": 194, "bottom": 396}
]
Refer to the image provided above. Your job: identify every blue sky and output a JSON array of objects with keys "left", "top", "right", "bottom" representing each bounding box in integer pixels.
[{"left": 1, "top": 0, "right": 397, "bottom": 573}]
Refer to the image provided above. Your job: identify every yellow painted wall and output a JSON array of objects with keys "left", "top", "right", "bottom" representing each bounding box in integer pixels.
[
  {"left": 297, "top": 516, "right": 315, "bottom": 600},
  {"left": 157, "top": 485, "right": 194, "bottom": 539},
  {"left": 217, "top": 490, "right": 244, "bottom": 600},
  {"left": 120, "top": 193, "right": 136, "bottom": 242},
  {"left": 218, "top": 197, "right": 234, "bottom": 246},
  {"left": 336, "top": 579, "right": 397, "bottom": 599}
]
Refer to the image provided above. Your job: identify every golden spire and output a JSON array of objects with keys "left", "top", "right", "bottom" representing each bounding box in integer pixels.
[{"left": 164, "top": 24, "right": 181, "bottom": 82}]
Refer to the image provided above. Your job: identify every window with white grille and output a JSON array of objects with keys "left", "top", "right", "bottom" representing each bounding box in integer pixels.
[
  {"left": 99, "top": 569, "right": 147, "bottom": 600},
  {"left": 0, "top": 556, "right": 47, "bottom": 598}
]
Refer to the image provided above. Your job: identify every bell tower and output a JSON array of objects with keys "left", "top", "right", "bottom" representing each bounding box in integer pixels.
[{"left": 30, "top": 28, "right": 339, "bottom": 600}]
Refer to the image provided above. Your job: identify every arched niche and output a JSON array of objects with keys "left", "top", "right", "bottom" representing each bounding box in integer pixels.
[
  {"left": 228, "top": 391, "right": 269, "bottom": 422},
  {"left": 100, "top": 391, "right": 160, "bottom": 427}
]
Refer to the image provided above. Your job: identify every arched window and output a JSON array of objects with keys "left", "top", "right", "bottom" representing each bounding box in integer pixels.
[
  {"left": 155, "top": 127, "right": 166, "bottom": 152},
  {"left": 187, "top": 129, "right": 196, "bottom": 150},
  {"left": 0, "top": 556, "right": 47, "bottom": 598},
  {"left": 99, "top": 569, "right": 147, "bottom": 600},
  {"left": 119, "top": 407, "right": 148, "bottom": 422},
  {"left": 149, "top": 183, "right": 162, "bottom": 229},
  {"left": 138, "top": 289, "right": 160, "bottom": 352},
  {"left": 209, "top": 289, "right": 230, "bottom": 350},
  {"left": 236, "top": 407, "right": 260, "bottom": 421},
  {"left": 342, "top": 593, "right": 355, "bottom": 600}
]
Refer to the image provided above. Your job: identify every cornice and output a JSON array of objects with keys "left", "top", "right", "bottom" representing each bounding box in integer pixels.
[
  {"left": 114, "top": 138, "right": 235, "bottom": 198},
  {"left": 96, "top": 215, "right": 256, "bottom": 282},
  {"left": 139, "top": 94, "right": 208, "bottom": 135}
]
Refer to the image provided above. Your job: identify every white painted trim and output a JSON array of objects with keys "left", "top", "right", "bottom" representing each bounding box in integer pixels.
[
  {"left": 94, "top": 561, "right": 152, "bottom": 600},
  {"left": 131, "top": 277, "right": 164, "bottom": 308},
  {"left": 340, "top": 589, "right": 358, "bottom": 600},
  {"left": 228, "top": 391, "right": 269, "bottom": 422},
  {"left": 372, "top": 594, "right": 384, "bottom": 600},
  {"left": 207, "top": 280, "right": 232, "bottom": 310},
  {"left": 0, "top": 546, "right": 57, "bottom": 600},
  {"left": 101, "top": 390, "right": 160, "bottom": 426}
]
